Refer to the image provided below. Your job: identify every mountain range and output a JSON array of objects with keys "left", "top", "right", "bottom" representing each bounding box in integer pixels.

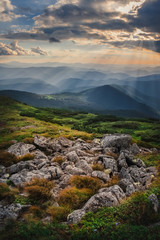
[{"left": 0, "top": 64, "right": 160, "bottom": 118}]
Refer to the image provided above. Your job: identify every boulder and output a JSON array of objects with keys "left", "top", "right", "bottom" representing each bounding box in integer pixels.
[
  {"left": 98, "top": 185, "right": 126, "bottom": 203},
  {"left": 92, "top": 171, "right": 110, "bottom": 182},
  {"left": 7, "top": 161, "right": 36, "bottom": 174},
  {"left": 129, "top": 143, "right": 140, "bottom": 155},
  {"left": 32, "top": 149, "right": 48, "bottom": 161},
  {"left": 42, "top": 166, "right": 64, "bottom": 179},
  {"left": 58, "top": 137, "right": 72, "bottom": 148},
  {"left": 75, "top": 160, "right": 93, "bottom": 175},
  {"left": 102, "top": 157, "right": 118, "bottom": 173},
  {"left": 7, "top": 143, "right": 35, "bottom": 156},
  {"left": 9, "top": 169, "right": 52, "bottom": 186},
  {"left": 101, "top": 134, "right": 132, "bottom": 151},
  {"left": 64, "top": 165, "right": 86, "bottom": 175},
  {"left": 34, "top": 136, "right": 62, "bottom": 152},
  {"left": 67, "top": 209, "right": 86, "bottom": 224},
  {"left": 66, "top": 151, "right": 79, "bottom": 163},
  {"left": 83, "top": 191, "right": 119, "bottom": 213}
]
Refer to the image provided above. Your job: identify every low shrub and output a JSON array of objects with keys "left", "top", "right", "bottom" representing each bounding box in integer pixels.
[
  {"left": 52, "top": 156, "right": 66, "bottom": 165},
  {"left": 92, "top": 163, "right": 104, "bottom": 171},
  {"left": 106, "top": 152, "right": 119, "bottom": 160},
  {"left": 104, "top": 176, "right": 120, "bottom": 187},
  {"left": 28, "top": 206, "right": 43, "bottom": 218},
  {"left": 22, "top": 138, "right": 34, "bottom": 144},
  {"left": 70, "top": 176, "right": 102, "bottom": 193},
  {"left": 0, "top": 141, "right": 14, "bottom": 150},
  {"left": 0, "top": 183, "right": 16, "bottom": 202},
  {"left": 47, "top": 206, "right": 71, "bottom": 222},
  {"left": 58, "top": 187, "right": 92, "bottom": 209},
  {"left": 17, "top": 153, "right": 35, "bottom": 162},
  {"left": 0, "top": 151, "right": 18, "bottom": 167},
  {"left": 24, "top": 178, "right": 55, "bottom": 203}
]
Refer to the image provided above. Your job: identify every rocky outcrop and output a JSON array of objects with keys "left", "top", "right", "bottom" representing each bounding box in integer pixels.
[{"left": 0, "top": 134, "right": 158, "bottom": 225}]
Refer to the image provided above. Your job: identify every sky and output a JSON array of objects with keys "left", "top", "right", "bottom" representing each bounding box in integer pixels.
[{"left": 0, "top": 0, "right": 160, "bottom": 65}]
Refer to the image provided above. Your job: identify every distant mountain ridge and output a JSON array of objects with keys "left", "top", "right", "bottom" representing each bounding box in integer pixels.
[
  {"left": 0, "top": 78, "right": 58, "bottom": 94},
  {"left": 0, "top": 86, "right": 159, "bottom": 119}
]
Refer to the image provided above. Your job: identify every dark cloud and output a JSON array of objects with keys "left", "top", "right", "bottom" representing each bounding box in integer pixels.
[
  {"left": 42, "top": 3, "right": 118, "bottom": 24},
  {"left": 2, "top": 32, "right": 60, "bottom": 42},
  {"left": 84, "top": 19, "right": 134, "bottom": 32},
  {"left": 125, "top": 0, "right": 160, "bottom": 34},
  {"left": 136, "top": 0, "right": 160, "bottom": 34},
  {"left": 109, "top": 40, "right": 160, "bottom": 53}
]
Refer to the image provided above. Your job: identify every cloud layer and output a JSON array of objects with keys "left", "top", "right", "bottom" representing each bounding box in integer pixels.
[
  {"left": 0, "top": 0, "right": 160, "bottom": 54},
  {"left": 0, "top": 41, "right": 48, "bottom": 56}
]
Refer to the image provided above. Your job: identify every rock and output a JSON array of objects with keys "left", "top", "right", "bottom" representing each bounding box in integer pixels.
[
  {"left": 148, "top": 194, "right": 159, "bottom": 212},
  {"left": 34, "top": 135, "right": 50, "bottom": 149},
  {"left": 119, "top": 179, "right": 136, "bottom": 196},
  {"left": 83, "top": 191, "right": 119, "bottom": 213},
  {"left": 34, "top": 136, "right": 62, "bottom": 152},
  {"left": 126, "top": 184, "right": 136, "bottom": 196},
  {"left": 131, "top": 158, "right": 146, "bottom": 168},
  {"left": 21, "top": 125, "right": 37, "bottom": 130},
  {"left": 129, "top": 143, "right": 140, "bottom": 155},
  {"left": 120, "top": 167, "right": 133, "bottom": 182},
  {"left": 42, "top": 166, "right": 64, "bottom": 180},
  {"left": 51, "top": 186, "right": 62, "bottom": 199},
  {"left": 101, "top": 134, "right": 132, "bottom": 152},
  {"left": 76, "top": 149, "right": 93, "bottom": 157},
  {"left": 117, "top": 152, "right": 128, "bottom": 169},
  {"left": 146, "top": 167, "right": 158, "bottom": 176},
  {"left": 98, "top": 185, "right": 126, "bottom": 203},
  {"left": 9, "top": 168, "right": 52, "bottom": 186},
  {"left": 65, "top": 165, "right": 86, "bottom": 175},
  {"left": 75, "top": 160, "right": 93, "bottom": 175},
  {"left": 0, "top": 165, "right": 6, "bottom": 177},
  {"left": 90, "top": 147, "right": 103, "bottom": 153},
  {"left": 102, "top": 157, "right": 118, "bottom": 173},
  {"left": 58, "top": 137, "right": 72, "bottom": 148},
  {"left": 8, "top": 143, "right": 35, "bottom": 156},
  {"left": 0, "top": 203, "right": 30, "bottom": 229},
  {"left": 66, "top": 151, "right": 79, "bottom": 163},
  {"left": 7, "top": 161, "right": 36, "bottom": 174},
  {"left": 67, "top": 209, "right": 86, "bottom": 224},
  {"left": 92, "top": 171, "right": 110, "bottom": 182},
  {"left": 61, "top": 161, "right": 75, "bottom": 170},
  {"left": 58, "top": 174, "right": 72, "bottom": 188},
  {"left": 32, "top": 150, "right": 48, "bottom": 161}
]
